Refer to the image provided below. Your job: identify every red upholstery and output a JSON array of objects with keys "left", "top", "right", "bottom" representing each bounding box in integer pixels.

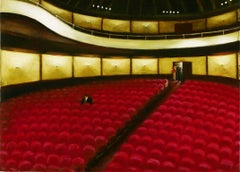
[{"left": 105, "top": 80, "right": 239, "bottom": 171}]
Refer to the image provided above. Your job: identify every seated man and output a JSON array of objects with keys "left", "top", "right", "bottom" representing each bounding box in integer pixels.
[{"left": 80, "top": 95, "right": 93, "bottom": 104}]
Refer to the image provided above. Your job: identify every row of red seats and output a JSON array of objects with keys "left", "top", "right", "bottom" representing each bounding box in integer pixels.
[
  {"left": 0, "top": 78, "right": 168, "bottom": 171},
  {"left": 105, "top": 80, "right": 239, "bottom": 172}
]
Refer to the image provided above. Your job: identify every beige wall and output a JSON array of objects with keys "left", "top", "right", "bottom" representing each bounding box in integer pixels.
[
  {"left": 0, "top": 50, "right": 238, "bottom": 87},
  {"left": 132, "top": 21, "right": 159, "bottom": 34},
  {"left": 73, "top": 14, "right": 102, "bottom": 30},
  {"left": 103, "top": 19, "right": 130, "bottom": 33},
  {"left": 74, "top": 56, "right": 101, "bottom": 77},
  {"left": 159, "top": 56, "right": 206, "bottom": 75},
  {"left": 207, "top": 11, "right": 237, "bottom": 29},
  {"left": 42, "top": 54, "right": 72, "bottom": 80},
  {"left": 208, "top": 54, "right": 237, "bottom": 79},
  {"left": 132, "top": 58, "right": 158, "bottom": 75},
  {"left": 102, "top": 58, "right": 130, "bottom": 76},
  {"left": 40, "top": 1, "right": 238, "bottom": 34},
  {"left": 1, "top": 50, "right": 40, "bottom": 86}
]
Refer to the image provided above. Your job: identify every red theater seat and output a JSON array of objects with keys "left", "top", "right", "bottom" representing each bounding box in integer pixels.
[
  {"left": 71, "top": 157, "right": 85, "bottom": 169},
  {"left": 32, "top": 163, "right": 47, "bottom": 171},
  {"left": 82, "top": 145, "right": 96, "bottom": 161},
  {"left": 18, "top": 160, "right": 32, "bottom": 171},
  {"left": 220, "top": 158, "right": 234, "bottom": 170},
  {"left": 34, "top": 153, "right": 47, "bottom": 164},
  {"left": 113, "top": 151, "right": 129, "bottom": 164},
  {"left": 5, "top": 159, "right": 17, "bottom": 170},
  {"left": 60, "top": 155, "right": 72, "bottom": 168},
  {"left": 129, "top": 154, "right": 144, "bottom": 167}
]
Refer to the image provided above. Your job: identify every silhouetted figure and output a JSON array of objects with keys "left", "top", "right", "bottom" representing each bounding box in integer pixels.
[{"left": 80, "top": 95, "right": 93, "bottom": 104}]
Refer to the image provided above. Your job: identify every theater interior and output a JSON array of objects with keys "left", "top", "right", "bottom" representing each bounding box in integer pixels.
[{"left": 0, "top": 0, "right": 240, "bottom": 171}]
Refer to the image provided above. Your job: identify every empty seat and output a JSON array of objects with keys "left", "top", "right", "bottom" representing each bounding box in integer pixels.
[
  {"left": 18, "top": 160, "right": 32, "bottom": 171},
  {"left": 47, "top": 154, "right": 60, "bottom": 167},
  {"left": 146, "top": 158, "right": 161, "bottom": 170},
  {"left": 32, "top": 163, "right": 47, "bottom": 171},
  {"left": 35, "top": 153, "right": 47, "bottom": 164},
  {"left": 220, "top": 158, "right": 234, "bottom": 170},
  {"left": 82, "top": 145, "right": 96, "bottom": 161},
  {"left": 71, "top": 157, "right": 85, "bottom": 169},
  {"left": 129, "top": 154, "right": 144, "bottom": 168}
]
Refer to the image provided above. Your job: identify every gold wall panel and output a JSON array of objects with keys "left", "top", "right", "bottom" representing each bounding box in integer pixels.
[
  {"left": 103, "top": 19, "right": 130, "bottom": 33},
  {"left": 102, "top": 58, "right": 130, "bottom": 76},
  {"left": 208, "top": 54, "right": 237, "bottom": 79},
  {"left": 159, "top": 21, "right": 176, "bottom": 33},
  {"left": 159, "top": 56, "right": 206, "bottom": 75},
  {"left": 131, "top": 21, "right": 159, "bottom": 34},
  {"left": 32, "top": 0, "right": 40, "bottom": 3},
  {"left": 189, "top": 19, "right": 206, "bottom": 31},
  {"left": 42, "top": 54, "right": 72, "bottom": 80},
  {"left": 73, "top": 13, "right": 102, "bottom": 30},
  {"left": 159, "top": 20, "right": 205, "bottom": 33},
  {"left": 207, "top": 11, "right": 237, "bottom": 29},
  {"left": 2, "top": 1, "right": 238, "bottom": 50},
  {"left": 238, "top": 9, "right": 240, "bottom": 22},
  {"left": 74, "top": 56, "right": 101, "bottom": 77},
  {"left": 1, "top": 50, "right": 40, "bottom": 86},
  {"left": 41, "top": 0, "right": 72, "bottom": 22},
  {"left": 132, "top": 58, "right": 158, "bottom": 74}
]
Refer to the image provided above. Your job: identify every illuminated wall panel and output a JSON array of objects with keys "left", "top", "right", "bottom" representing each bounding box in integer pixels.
[
  {"left": 159, "top": 21, "right": 176, "bottom": 33},
  {"left": 160, "top": 20, "right": 205, "bottom": 33},
  {"left": 74, "top": 56, "right": 101, "bottom": 77},
  {"left": 238, "top": 9, "right": 240, "bottom": 22},
  {"left": 132, "top": 58, "right": 158, "bottom": 75},
  {"left": 73, "top": 13, "right": 102, "bottom": 30},
  {"left": 1, "top": 50, "right": 40, "bottom": 86},
  {"left": 208, "top": 54, "right": 237, "bottom": 79},
  {"left": 103, "top": 19, "right": 130, "bottom": 33},
  {"left": 189, "top": 19, "right": 206, "bottom": 31},
  {"left": 42, "top": 54, "right": 72, "bottom": 80},
  {"left": 41, "top": 1, "right": 72, "bottom": 22},
  {"left": 159, "top": 56, "right": 206, "bottom": 75},
  {"left": 207, "top": 11, "right": 237, "bottom": 29},
  {"left": 32, "top": 0, "right": 40, "bottom": 3},
  {"left": 102, "top": 58, "right": 130, "bottom": 76},
  {"left": 131, "top": 21, "right": 159, "bottom": 34}
]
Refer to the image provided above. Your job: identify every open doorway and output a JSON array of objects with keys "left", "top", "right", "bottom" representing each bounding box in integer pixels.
[{"left": 173, "top": 62, "right": 192, "bottom": 82}]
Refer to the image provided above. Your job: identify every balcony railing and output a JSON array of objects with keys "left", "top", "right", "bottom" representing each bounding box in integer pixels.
[{"left": 21, "top": 0, "right": 240, "bottom": 40}]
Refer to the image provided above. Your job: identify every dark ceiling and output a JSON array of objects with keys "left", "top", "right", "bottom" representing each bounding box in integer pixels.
[{"left": 45, "top": 0, "right": 239, "bottom": 19}]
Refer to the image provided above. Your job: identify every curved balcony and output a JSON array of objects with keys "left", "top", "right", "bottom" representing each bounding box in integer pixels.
[{"left": 1, "top": 0, "right": 239, "bottom": 51}]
